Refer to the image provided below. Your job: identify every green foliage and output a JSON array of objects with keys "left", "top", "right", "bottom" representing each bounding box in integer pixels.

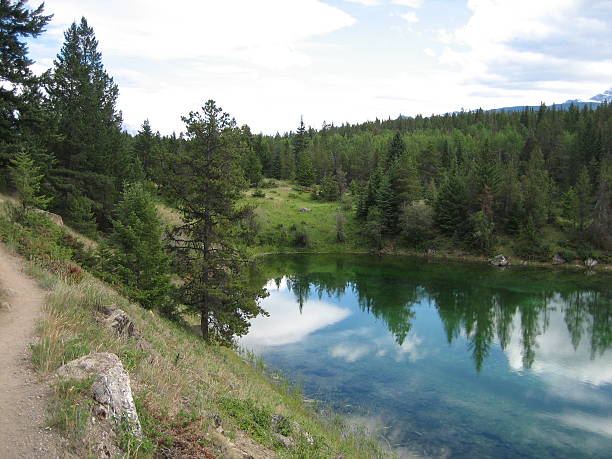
[
  {"left": 8, "top": 150, "right": 51, "bottom": 218},
  {"left": 220, "top": 397, "right": 274, "bottom": 447},
  {"left": 0, "top": 0, "right": 52, "bottom": 184},
  {"left": 434, "top": 172, "right": 467, "bottom": 236},
  {"left": 49, "top": 378, "right": 94, "bottom": 440},
  {"left": 161, "top": 100, "right": 267, "bottom": 343},
  {"left": 291, "top": 223, "right": 311, "bottom": 248},
  {"left": 102, "top": 182, "right": 174, "bottom": 314},
  {"left": 469, "top": 210, "right": 494, "bottom": 253},
  {"left": 399, "top": 201, "right": 434, "bottom": 248}
]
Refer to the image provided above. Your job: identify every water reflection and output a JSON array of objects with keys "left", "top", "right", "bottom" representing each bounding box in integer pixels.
[
  {"left": 243, "top": 255, "right": 612, "bottom": 458},
  {"left": 250, "top": 255, "right": 611, "bottom": 375}
]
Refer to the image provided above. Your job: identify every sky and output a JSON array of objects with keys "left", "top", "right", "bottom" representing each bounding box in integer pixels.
[{"left": 26, "top": 0, "right": 612, "bottom": 135}]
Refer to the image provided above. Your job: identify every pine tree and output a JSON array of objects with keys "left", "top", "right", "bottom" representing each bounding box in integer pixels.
[
  {"left": 162, "top": 100, "right": 267, "bottom": 342},
  {"left": 134, "top": 119, "right": 159, "bottom": 178},
  {"left": 106, "top": 182, "right": 173, "bottom": 314},
  {"left": 45, "top": 17, "right": 129, "bottom": 228},
  {"left": 589, "top": 154, "right": 612, "bottom": 249},
  {"left": 8, "top": 150, "right": 50, "bottom": 219},
  {"left": 387, "top": 131, "right": 405, "bottom": 165},
  {"left": 574, "top": 166, "right": 592, "bottom": 231},
  {"left": 0, "top": 0, "right": 52, "bottom": 186},
  {"left": 296, "top": 149, "right": 314, "bottom": 186},
  {"left": 434, "top": 172, "right": 467, "bottom": 235},
  {"left": 375, "top": 173, "right": 394, "bottom": 231},
  {"left": 521, "top": 146, "right": 551, "bottom": 227}
]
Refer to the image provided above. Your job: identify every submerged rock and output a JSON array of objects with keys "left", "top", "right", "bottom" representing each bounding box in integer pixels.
[
  {"left": 552, "top": 254, "right": 566, "bottom": 265},
  {"left": 490, "top": 254, "right": 509, "bottom": 267},
  {"left": 56, "top": 352, "right": 142, "bottom": 438}
]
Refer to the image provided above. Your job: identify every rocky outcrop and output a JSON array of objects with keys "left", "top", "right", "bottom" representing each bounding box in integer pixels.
[
  {"left": 97, "top": 305, "right": 140, "bottom": 339},
  {"left": 584, "top": 258, "right": 598, "bottom": 268},
  {"left": 490, "top": 254, "right": 509, "bottom": 267},
  {"left": 96, "top": 305, "right": 158, "bottom": 362},
  {"left": 56, "top": 353, "right": 142, "bottom": 438},
  {"left": 33, "top": 209, "right": 64, "bottom": 226},
  {"left": 552, "top": 254, "right": 566, "bottom": 265}
]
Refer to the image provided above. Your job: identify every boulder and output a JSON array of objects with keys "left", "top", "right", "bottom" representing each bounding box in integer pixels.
[
  {"left": 33, "top": 208, "right": 64, "bottom": 226},
  {"left": 298, "top": 207, "right": 311, "bottom": 212},
  {"left": 584, "top": 258, "right": 598, "bottom": 268},
  {"left": 56, "top": 352, "right": 142, "bottom": 438},
  {"left": 98, "top": 305, "right": 140, "bottom": 339},
  {"left": 552, "top": 254, "right": 566, "bottom": 265},
  {"left": 490, "top": 254, "right": 509, "bottom": 267}
]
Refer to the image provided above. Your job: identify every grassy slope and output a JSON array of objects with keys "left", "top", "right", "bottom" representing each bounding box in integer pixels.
[
  {"left": 0, "top": 206, "right": 386, "bottom": 458},
  {"left": 243, "top": 183, "right": 364, "bottom": 254},
  {"left": 241, "top": 181, "right": 611, "bottom": 268}
]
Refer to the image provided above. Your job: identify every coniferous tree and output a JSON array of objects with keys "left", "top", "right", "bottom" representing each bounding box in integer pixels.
[
  {"left": 574, "top": 166, "right": 592, "bottom": 231},
  {"left": 46, "top": 17, "right": 133, "bottom": 228},
  {"left": 0, "top": 0, "right": 52, "bottom": 187},
  {"left": 387, "top": 131, "right": 405, "bottom": 165},
  {"left": 434, "top": 172, "right": 467, "bottom": 235},
  {"left": 162, "top": 100, "right": 267, "bottom": 342},
  {"left": 8, "top": 150, "right": 50, "bottom": 219},
  {"left": 521, "top": 146, "right": 551, "bottom": 227},
  {"left": 105, "top": 182, "right": 173, "bottom": 314}
]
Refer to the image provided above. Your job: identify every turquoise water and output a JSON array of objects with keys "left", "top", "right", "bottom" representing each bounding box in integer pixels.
[{"left": 242, "top": 254, "right": 612, "bottom": 458}]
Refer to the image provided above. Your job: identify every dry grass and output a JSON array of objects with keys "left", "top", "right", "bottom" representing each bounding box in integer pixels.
[{"left": 30, "top": 270, "right": 388, "bottom": 458}]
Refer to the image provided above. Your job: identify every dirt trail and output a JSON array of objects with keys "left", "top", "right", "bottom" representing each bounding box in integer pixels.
[{"left": 0, "top": 244, "right": 67, "bottom": 458}]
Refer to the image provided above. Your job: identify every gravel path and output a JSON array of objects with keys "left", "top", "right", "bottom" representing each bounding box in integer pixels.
[{"left": 0, "top": 244, "right": 67, "bottom": 458}]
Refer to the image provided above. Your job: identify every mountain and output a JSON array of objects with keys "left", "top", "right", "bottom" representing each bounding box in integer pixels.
[{"left": 491, "top": 87, "right": 611, "bottom": 113}]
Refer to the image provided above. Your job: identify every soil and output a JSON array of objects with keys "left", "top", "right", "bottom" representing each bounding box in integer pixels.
[{"left": 0, "top": 244, "right": 69, "bottom": 458}]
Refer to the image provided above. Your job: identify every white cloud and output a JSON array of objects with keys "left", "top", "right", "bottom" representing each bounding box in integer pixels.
[
  {"left": 391, "top": 0, "right": 424, "bottom": 7},
  {"left": 240, "top": 290, "right": 350, "bottom": 349},
  {"left": 44, "top": 0, "right": 355, "bottom": 65},
  {"left": 437, "top": 0, "right": 612, "bottom": 102},
  {"left": 423, "top": 47, "right": 435, "bottom": 57},
  {"left": 343, "top": 0, "right": 382, "bottom": 5},
  {"left": 400, "top": 11, "right": 419, "bottom": 23},
  {"left": 330, "top": 343, "right": 371, "bottom": 362},
  {"left": 504, "top": 304, "right": 612, "bottom": 386}
]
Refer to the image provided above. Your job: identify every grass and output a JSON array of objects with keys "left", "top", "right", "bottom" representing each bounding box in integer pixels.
[
  {"left": 242, "top": 181, "right": 365, "bottom": 254},
  {"left": 29, "top": 272, "right": 387, "bottom": 457},
  {"left": 0, "top": 207, "right": 388, "bottom": 457}
]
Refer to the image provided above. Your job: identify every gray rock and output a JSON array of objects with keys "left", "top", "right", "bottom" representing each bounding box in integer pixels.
[
  {"left": 490, "top": 254, "right": 510, "bottom": 267},
  {"left": 98, "top": 306, "right": 140, "bottom": 339},
  {"left": 273, "top": 433, "right": 295, "bottom": 448},
  {"left": 585, "top": 257, "right": 598, "bottom": 268},
  {"left": 298, "top": 207, "right": 311, "bottom": 212},
  {"left": 552, "top": 254, "right": 566, "bottom": 265},
  {"left": 33, "top": 209, "right": 64, "bottom": 226},
  {"left": 56, "top": 353, "right": 142, "bottom": 438}
]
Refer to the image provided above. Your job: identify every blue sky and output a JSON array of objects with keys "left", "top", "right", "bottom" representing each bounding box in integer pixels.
[{"left": 26, "top": 0, "right": 612, "bottom": 134}]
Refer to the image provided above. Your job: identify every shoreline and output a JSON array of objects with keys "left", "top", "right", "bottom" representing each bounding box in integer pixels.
[{"left": 250, "top": 248, "right": 612, "bottom": 274}]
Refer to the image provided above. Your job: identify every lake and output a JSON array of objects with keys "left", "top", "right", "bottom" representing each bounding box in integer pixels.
[{"left": 242, "top": 254, "right": 612, "bottom": 458}]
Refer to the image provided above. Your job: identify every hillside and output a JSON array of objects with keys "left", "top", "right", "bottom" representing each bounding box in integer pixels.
[
  {"left": 241, "top": 181, "right": 611, "bottom": 269},
  {"left": 0, "top": 204, "right": 386, "bottom": 458}
]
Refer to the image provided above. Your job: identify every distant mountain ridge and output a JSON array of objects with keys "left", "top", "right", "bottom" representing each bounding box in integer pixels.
[{"left": 491, "top": 87, "right": 612, "bottom": 113}]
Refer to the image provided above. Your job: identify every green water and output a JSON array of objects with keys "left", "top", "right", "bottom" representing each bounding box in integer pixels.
[{"left": 242, "top": 254, "right": 612, "bottom": 458}]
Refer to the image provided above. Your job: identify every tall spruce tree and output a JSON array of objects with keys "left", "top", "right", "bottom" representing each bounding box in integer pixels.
[
  {"left": 106, "top": 182, "right": 173, "bottom": 314},
  {"left": 162, "top": 100, "right": 267, "bottom": 342},
  {"left": 46, "top": 17, "right": 135, "bottom": 228},
  {"left": 0, "top": 0, "right": 52, "bottom": 187}
]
